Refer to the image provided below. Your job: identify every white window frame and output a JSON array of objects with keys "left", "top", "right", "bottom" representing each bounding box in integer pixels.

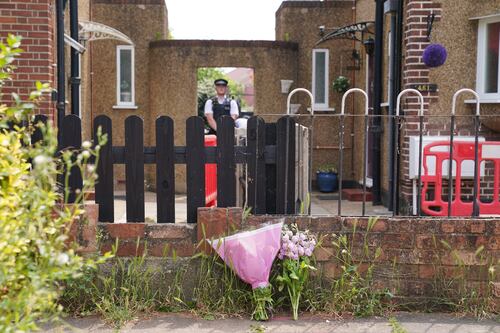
[
  {"left": 476, "top": 16, "right": 500, "bottom": 101},
  {"left": 312, "top": 49, "right": 329, "bottom": 110},
  {"left": 116, "top": 45, "right": 135, "bottom": 108}
]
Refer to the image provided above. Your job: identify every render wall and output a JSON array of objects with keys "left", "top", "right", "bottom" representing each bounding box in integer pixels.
[
  {"left": 90, "top": 0, "right": 168, "bottom": 185},
  {"left": 275, "top": 1, "right": 357, "bottom": 180},
  {"left": 148, "top": 40, "right": 298, "bottom": 192}
]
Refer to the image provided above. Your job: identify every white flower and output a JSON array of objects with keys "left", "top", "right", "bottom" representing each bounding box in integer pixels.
[
  {"left": 87, "top": 165, "right": 96, "bottom": 173},
  {"left": 33, "top": 155, "right": 49, "bottom": 165},
  {"left": 341, "top": 249, "right": 348, "bottom": 254},
  {"left": 488, "top": 266, "right": 495, "bottom": 274},
  {"left": 1, "top": 139, "right": 9, "bottom": 146},
  {"left": 56, "top": 253, "right": 69, "bottom": 265},
  {"left": 82, "top": 140, "right": 92, "bottom": 149},
  {"left": 81, "top": 150, "right": 91, "bottom": 159}
]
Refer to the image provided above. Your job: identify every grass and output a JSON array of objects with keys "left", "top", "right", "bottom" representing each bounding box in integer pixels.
[
  {"left": 427, "top": 238, "right": 498, "bottom": 319},
  {"left": 388, "top": 317, "right": 408, "bottom": 333}
]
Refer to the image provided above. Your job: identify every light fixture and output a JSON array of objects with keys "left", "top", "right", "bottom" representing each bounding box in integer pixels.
[{"left": 363, "top": 37, "right": 375, "bottom": 56}]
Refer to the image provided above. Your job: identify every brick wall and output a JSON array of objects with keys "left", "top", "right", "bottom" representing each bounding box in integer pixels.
[
  {"left": 0, "top": 0, "right": 55, "bottom": 117},
  {"left": 72, "top": 207, "right": 499, "bottom": 301},
  {"left": 399, "top": 0, "right": 443, "bottom": 210}
]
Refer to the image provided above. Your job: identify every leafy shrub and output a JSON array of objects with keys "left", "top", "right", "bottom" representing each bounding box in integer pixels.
[
  {"left": 332, "top": 76, "right": 350, "bottom": 94},
  {"left": 0, "top": 34, "right": 110, "bottom": 332}
]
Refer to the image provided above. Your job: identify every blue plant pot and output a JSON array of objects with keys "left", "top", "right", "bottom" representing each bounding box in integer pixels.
[{"left": 316, "top": 172, "right": 338, "bottom": 193}]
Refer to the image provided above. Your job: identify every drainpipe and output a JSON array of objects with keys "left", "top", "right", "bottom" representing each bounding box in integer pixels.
[
  {"left": 70, "top": 0, "right": 80, "bottom": 117},
  {"left": 371, "top": 0, "right": 385, "bottom": 205},
  {"left": 387, "top": 0, "right": 397, "bottom": 212},
  {"left": 393, "top": 0, "right": 404, "bottom": 214},
  {"left": 56, "top": 0, "right": 66, "bottom": 142},
  {"left": 387, "top": 0, "right": 404, "bottom": 213}
]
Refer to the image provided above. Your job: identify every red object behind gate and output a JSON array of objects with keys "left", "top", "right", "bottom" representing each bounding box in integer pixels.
[
  {"left": 421, "top": 140, "right": 500, "bottom": 216},
  {"left": 205, "top": 135, "right": 217, "bottom": 207}
]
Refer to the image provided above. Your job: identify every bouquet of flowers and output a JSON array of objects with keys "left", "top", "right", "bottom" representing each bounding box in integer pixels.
[
  {"left": 209, "top": 221, "right": 283, "bottom": 321},
  {"left": 276, "top": 224, "right": 317, "bottom": 320}
]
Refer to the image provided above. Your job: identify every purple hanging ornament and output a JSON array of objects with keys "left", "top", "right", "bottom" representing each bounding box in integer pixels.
[{"left": 422, "top": 43, "right": 447, "bottom": 68}]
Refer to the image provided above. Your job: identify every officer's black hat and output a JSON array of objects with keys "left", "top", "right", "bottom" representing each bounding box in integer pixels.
[{"left": 214, "top": 78, "right": 228, "bottom": 86}]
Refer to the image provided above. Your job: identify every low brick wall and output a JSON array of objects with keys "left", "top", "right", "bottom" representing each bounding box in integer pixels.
[{"left": 73, "top": 206, "right": 499, "bottom": 300}]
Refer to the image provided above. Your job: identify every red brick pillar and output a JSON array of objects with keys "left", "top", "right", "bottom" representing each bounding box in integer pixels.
[
  {"left": 400, "top": 0, "right": 442, "bottom": 206},
  {"left": 0, "top": 0, "right": 55, "bottom": 118},
  {"left": 197, "top": 207, "right": 243, "bottom": 254}
]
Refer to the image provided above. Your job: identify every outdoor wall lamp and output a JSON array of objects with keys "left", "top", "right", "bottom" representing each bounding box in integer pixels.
[
  {"left": 318, "top": 25, "right": 325, "bottom": 37},
  {"left": 363, "top": 37, "right": 375, "bottom": 56}
]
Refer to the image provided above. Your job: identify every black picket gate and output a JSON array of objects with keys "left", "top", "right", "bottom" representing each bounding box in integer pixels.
[{"left": 51, "top": 114, "right": 298, "bottom": 223}]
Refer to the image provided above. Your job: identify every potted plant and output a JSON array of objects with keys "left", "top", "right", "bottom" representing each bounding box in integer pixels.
[
  {"left": 332, "top": 76, "right": 350, "bottom": 94},
  {"left": 316, "top": 164, "right": 338, "bottom": 192}
]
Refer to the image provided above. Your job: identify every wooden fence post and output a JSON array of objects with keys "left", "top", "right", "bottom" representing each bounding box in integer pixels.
[
  {"left": 186, "top": 116, "right": 205, "bottom": 223},
  {"left": 61, "top": 115, "right": 82, "bottom": 203},
  {"left": 276, "top": 116, "right": 296, "bottom": 214},
  {"left": 156, "top": 116, "right": 175, "bottom": 223},
  {"left": 247, "top": 116, "right": 266, "bottom": 214},
  {"left": 216, "top": 116, "right": 236, "bottom": 207},
  {"left": 265, "top": 123, "right": 277, "bottom": 214},
  {"left": 94, "top": 115, "right": 114, "bottom": 222},
  {"left": 125, "top": 116, "right": 145, "bottom": 222}
]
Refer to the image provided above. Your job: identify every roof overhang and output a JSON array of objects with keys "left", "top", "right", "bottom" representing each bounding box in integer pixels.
[{"left": 79, "top": 20, "right": 134, "bottom": 45}]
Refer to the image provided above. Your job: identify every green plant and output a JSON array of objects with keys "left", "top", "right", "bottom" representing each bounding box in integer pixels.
[
  {"left": 192, "top": 250, "right": 253, "bottom": 318},
  {"left": 428, "top": 239, "right": 498, "bottom": 319},
  {"left": 317, "top": 164, "right": 337, "bottom": 174},
  {"left": 332, "top": 76, "right": 350, "bottom": 94},
  {"left": 389, "top": 317, "right": 408, "bottom": 333},
  {"left": 327, "top": 217, "right": 392, "bottom": 317},
  {"left": 0, "top": 34, "right": 111, "bottom": 332},
  {"left": 276, "top": 224, "right": 317, "bottom": 320},
  {"left": 93, "top": 242, "right": 158, "bottom": 329}
]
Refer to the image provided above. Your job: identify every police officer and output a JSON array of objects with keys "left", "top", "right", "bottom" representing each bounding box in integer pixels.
[{"left": 204, "top": 78, "right": 239, "bottom": 133}]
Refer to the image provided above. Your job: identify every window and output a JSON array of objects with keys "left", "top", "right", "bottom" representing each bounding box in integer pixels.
[
  {"left": 312, "top": 49, "right": 329, "bottom": 109},
  {"left": 116, "top": 45, "right": 135, "bottom": 107},
  {"left": 476, "top": 16, "right": 500, "bottom": 100}
]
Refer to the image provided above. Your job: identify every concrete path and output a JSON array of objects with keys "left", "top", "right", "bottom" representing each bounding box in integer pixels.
[
  {"left": 104, "top": 191, "right": 391, "bottom": 223},
  {"left": 44, "top": 313, "right": 499, "bottom": 333}
]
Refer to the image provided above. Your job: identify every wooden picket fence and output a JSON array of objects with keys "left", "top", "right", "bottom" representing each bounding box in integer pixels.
[{"left": 45, "top": 114, "right": 305, "bottom": 223}]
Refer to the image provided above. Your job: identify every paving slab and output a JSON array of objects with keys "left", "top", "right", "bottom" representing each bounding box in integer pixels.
[{"left": 44, "top": 312, "right": 500, "bottom": 333}]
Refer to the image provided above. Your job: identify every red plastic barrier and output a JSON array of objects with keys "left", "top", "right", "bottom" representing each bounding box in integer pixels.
[
  {"left": 421, "top": 140, "right": 500, "bottom": 216},
  {"left": 205, "top": 135, "right": 217, "bottom": 207}
]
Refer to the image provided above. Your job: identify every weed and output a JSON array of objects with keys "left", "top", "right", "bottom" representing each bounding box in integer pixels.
[
  {"left": 429, "top": 239, "right": 498, "bottom": 319},
  {"left": 92, "top": 242, "right": 158, "bottom": 328},
  {"left": 192, "top": 251, "right": 253, "bottom": 318},
  {"left": 388, "top": 317, "right": 408, "bottom": 333},
  {"left": 326, "top": 217, "right": 392, "bottom": 317}
]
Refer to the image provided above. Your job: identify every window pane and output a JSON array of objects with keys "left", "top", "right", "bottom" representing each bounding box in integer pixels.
[
  {"left": 120, "top": 49, "right": 132, "bottom": 102},
  {"left": 315, "top": 52, "right": 326, "bottom": 104},
  {"left": 485, "top": 22, "right": 500, "bottom": 94}
]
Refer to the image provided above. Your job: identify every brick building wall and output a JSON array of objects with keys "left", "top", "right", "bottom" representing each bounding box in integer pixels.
[
  {"left": 398, "top": 0, "right": 443, "bottom": 211},
  {"left": 0, "top": 0, "right": 55, "bottom": 118}
]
